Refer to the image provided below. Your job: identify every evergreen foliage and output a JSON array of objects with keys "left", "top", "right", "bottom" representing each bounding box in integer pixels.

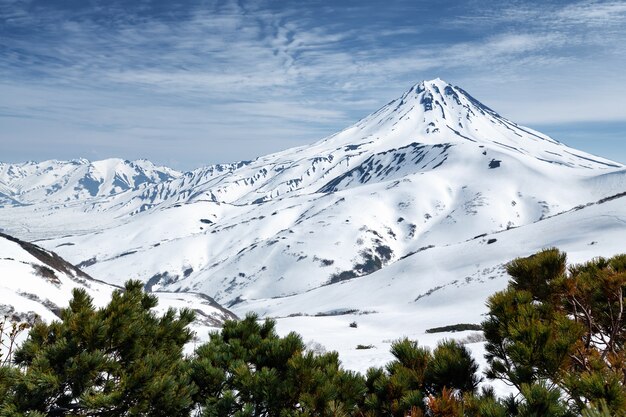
[
  {"left": 191, "top": 313, "right": 366, "bottom": 416},
  {"left": 483, "top": 249, "right": 626, "bottom": 416},
  {"left": 426, "top": 340, "right": 481, "bottom": 395},
  {"left": 362, "top": 338, "right": 480, "bottom": 416},
  {"left": 2, "top": 280, "right": 196, "bottom": 416}
]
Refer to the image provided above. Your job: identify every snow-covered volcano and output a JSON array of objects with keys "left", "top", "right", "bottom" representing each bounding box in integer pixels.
[
  {"left": 1, "top": 78, "right": 625, "bottom": 371},
  {"left": 100, "top": 78, "right": 620, "bottom": 209}
]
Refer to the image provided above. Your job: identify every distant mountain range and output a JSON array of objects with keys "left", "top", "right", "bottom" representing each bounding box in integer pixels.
[
  {"left": 2, "top": 78, "right": 625, "bottom": 372},
  {"left": 0, "top": 158, "right": 180, "bottom": 206}
]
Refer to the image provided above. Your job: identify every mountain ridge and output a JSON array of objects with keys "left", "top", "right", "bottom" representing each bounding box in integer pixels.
[{"left": 0, "top": 158, "right": 181, "bottom": 207}]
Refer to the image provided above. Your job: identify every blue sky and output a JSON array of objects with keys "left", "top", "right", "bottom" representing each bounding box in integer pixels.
[{"left": 1, "top": 0, "right": 626, "bottom": 170}]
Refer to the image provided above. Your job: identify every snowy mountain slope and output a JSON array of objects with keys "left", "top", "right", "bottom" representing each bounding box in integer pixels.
[
  {"left": 0, "top": 232, "right": 113, "bottom": 324},
  {"left": 0, "top": 232, "right": 237, "bottom": 353},
  {"left": 10, "top": 79, "right": 621, "bottom": 301},
  {"left": 0, "top": 158, "right": 180, "bottom": 207},
  {"left": 254, "top": 192, "right": 626, "bottom": 374},
  {"left": 0, "top": 78, "right": 624, "bottom": 372}
]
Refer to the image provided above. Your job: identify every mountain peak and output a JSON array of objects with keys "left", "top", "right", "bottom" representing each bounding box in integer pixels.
[
  {"left": 319, "top": 78, "right": 621, "bottom": 173},
  {"left": 415, "top": 77, "right": 448, "bottom": 89},
  {"left": 404, "top": 78, "right": 490, "bottom": 115},
  {"left": 351, "top": 77, "right": 505, "bottom": 141}
]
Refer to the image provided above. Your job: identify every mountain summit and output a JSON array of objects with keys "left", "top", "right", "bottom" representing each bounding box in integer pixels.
[{"left": 321, "top": 78, "right": 618, "bottom": 171}]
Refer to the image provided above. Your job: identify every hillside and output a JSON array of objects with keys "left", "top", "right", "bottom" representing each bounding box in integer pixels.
[{"left": 0, "top": 232, "right": 236, "bottom": 353}]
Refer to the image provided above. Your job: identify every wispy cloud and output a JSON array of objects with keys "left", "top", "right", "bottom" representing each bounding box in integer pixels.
[
  {"left": 1, "top": 0, "right": 625, "bottom": 168},
  {"left": 557, "top": 1, "right": 626, "bottom": 26}
]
